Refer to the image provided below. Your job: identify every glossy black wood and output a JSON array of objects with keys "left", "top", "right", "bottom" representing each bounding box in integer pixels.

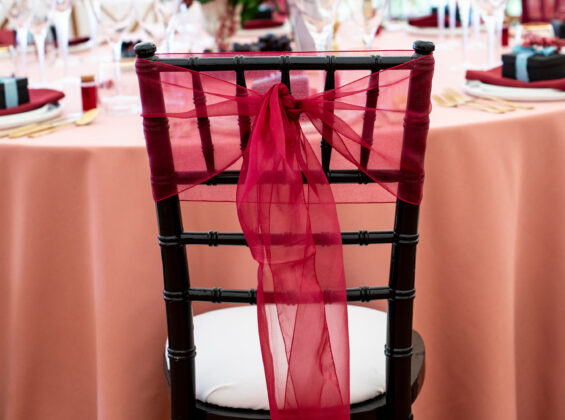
[{"left": 135, "top": 40, "right": 434, "bottom": 420}]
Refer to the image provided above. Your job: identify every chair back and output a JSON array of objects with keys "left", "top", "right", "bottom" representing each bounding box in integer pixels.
[{"left": 135, "top": 41, "right": 435, "bottom": 420}]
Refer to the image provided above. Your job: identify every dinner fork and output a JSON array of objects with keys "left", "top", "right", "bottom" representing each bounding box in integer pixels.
[
  {"left": 432, "top": 94, "right": 505, "bottom": 114},
  {"left": 442, "top": 89, "right": 511, "bottom": 113}
]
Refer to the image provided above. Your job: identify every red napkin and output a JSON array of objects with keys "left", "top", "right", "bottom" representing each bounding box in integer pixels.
[
  {"left": 243, "top": 15, "right": 286, "bottom": 29},
  {"left": 0, "top": 89, "right": 65, "bottom": 117},
  {"left": 0, "top": 29, "right": 16, "bottom": 47},
  {"left": 466, "top": 66, "right": 565, "bottom": 90},
  {"left": 408, "top": 12, "right": 460, "bottom": 27}
]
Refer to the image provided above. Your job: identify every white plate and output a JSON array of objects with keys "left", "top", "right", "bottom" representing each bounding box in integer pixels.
[
  {"left": 0, "top": 102, "right": 63, "bottom": 130},
  {"left": 463, "top": 80, "right": 565, "bottom": 102}
]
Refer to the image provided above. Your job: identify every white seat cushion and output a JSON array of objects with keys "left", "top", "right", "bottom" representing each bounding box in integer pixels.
[{"left": 166, "top": 305, "right": 387, "bottom": 410}]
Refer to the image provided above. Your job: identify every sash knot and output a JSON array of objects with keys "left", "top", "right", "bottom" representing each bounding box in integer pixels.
[{"left": 277, "top": 83, "right": 302, "bottom": 121}]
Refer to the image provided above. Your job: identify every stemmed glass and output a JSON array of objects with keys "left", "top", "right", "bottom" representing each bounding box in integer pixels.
[
  {"left": 457, "top": 0, "right": 472, "bottom": 67},
  {"left": 29, "top": 0, "right": 56, "bottom": 84},
  {"left": 86, "top": 0, "right": 136, "bottom": 111},
  {"left": 472, "top": 0, "right": 507, "bottom": 69},
  {"left": 291, "top": 0, "right": 342, "bottom": 51},
  {"left": 436, "top": 0, "right": 447, "bottom": 44},
  {"left": 153, "top": 0, "right": 182, "bottom": 53},
  {"left": 6, "top": 0, "right": 35, "bottom": 76},
  {"left": 136, "top": 1, "right": 167, "bottom": 48},
  {"left": 52, "top": 0, "right": 74, "bottom": 75},
  {"left": 348, "top": 0, "right": 389, "bottom": 50},
  {"left": 87, "top": 0, "right": 135, "bottom": 63}
]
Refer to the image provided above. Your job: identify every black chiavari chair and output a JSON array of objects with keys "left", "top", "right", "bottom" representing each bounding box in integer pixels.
[{"left": 135, "top": 40, "right": 435, "bottom": 420}]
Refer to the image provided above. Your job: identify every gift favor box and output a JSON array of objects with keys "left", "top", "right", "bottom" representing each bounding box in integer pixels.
[
  {"left": 0, "top": 77, "right": 30, "bottom": 109},
  {"left": 502, "top": 53, "right": 565, "bottom": 82},
  {"left": 552, "top": 20, "right": 565, "bottom": 39}
]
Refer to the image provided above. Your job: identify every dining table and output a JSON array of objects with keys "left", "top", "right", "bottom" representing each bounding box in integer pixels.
[{"left": 1, "top": 24, "right": 565, "bottom": 420}]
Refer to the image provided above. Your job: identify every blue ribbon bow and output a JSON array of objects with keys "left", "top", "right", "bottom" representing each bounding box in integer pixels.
[
  {"left": 512, "top": 45, "right": 558, "bottom": 83},
  {"left": 0, "top": 77, "right": 20, "bottom": 108}
]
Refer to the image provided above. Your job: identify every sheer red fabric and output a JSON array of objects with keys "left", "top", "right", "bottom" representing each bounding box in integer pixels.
[
  {"left": 136, "top": 51, "right": 433, "bottom": 420},
  {"left": 521, "top": 0, "right": 565, "bottom": 22}
]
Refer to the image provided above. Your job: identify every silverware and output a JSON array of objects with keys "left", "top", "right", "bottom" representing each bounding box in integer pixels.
[
  {"left": 432, "top": 93, "right": 505, "bottom": 114},
  {"left": 443, "top": 89, "right": 511, "bottom": 113},
  {"left": 29, "top": 108, "right": 99, "bottom": 138}
]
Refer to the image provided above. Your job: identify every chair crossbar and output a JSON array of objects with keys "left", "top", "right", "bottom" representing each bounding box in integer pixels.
[
  {"left": 164, "top": 286, "right": 391, "bottom": 304},
  {"left": 157, "top": 230, "right": 417, "bottom": 247},
  {"left": 154, "top": 55, "right": 414, "bottom": 72},
  {"left": 168, "top": 169, "right": 417, "bottom": 186}
]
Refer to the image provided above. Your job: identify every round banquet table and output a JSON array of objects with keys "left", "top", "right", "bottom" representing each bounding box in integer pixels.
[{"left": 1, "top": 29, "right": 565, "bottom": 420}]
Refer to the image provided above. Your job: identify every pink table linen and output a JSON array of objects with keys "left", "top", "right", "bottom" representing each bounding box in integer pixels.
[{"left": 1, "top": 30, "right": 565, "bottom": 420}]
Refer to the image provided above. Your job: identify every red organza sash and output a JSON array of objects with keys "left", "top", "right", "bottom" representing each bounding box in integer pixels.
[
  {"left": 521, "top": 0, "right": 565, "bottom": 22},
  {"left": 136, "top": 51, "right": 433, "bottom": 420}
]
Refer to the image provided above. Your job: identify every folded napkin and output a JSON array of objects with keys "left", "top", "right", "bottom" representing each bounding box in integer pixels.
[
  {"left": 408, "top": 12, "right": 459, "bottom": 28},
  {"left": 466, "top": 66, "right": 565, "bottom": 90},
  {"left": 0, "top": 89, "right": 65, "bottom": 117},
  {"left": 0, "top": 29, "right": 16, "bottom": 47},
  {"left": 243, "top": 15, "right": 286, "bottom": 29}
]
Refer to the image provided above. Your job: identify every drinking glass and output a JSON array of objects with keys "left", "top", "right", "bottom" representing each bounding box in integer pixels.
[
  {"left": 136, "top": 1, "right": 167, "bottom": 48},
  {"left": 348, "top": 0, "right": 389, "bottom": 49},
  {"left": 472, "top": 4, "right": 481, "bottom": 43},
  {"left": 53, "top": 0, "right": 74, "bottom": 75},
  {"left": 6, "top": 0, "right": 35, "bottom": 76},
  {"left": 457, "top": 0, "right": 472, "bottom": 67},
  {"left": 29, "top": 0, "right": 56, "bottom": 84},
  {"left": 291, "top": 0, "right": 342, "bottom": 51},
  {"left": 153, "top": 0, "right": 182, "bottom": 52},
  {"left": 448, "top": 0, "right": 457, "bottom": 36},
  {"left": 86, "top": 0, "right": 136, "bottom": 111},
  {"left": 437, "top": 0, "right": 447, "bottom": 43},
  {"left": 472, "top": 0, "right": 507, "bottom": 69}
]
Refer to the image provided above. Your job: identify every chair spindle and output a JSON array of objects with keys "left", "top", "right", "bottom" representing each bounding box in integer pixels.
[
  {"left": 360, "top": 60, "right": 381, "bottom": 169},
  {"left": 320, "top": 57, "right": 336, "bottom": 174},
  {"left": 191, "top": 68, "right": 215, "bottom": 172}
]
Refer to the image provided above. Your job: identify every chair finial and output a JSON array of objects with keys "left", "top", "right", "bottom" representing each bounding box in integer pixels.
[
  {"left": 134, "top": 42, "right": 157, "bottom": 59},
  {"left": 413, "top": 40, "right": 435, "bottom": 55}
]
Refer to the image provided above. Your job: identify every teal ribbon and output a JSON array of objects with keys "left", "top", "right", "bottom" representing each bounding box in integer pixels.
[
  {"left": 512, "top": 45, "right": 557, "bottom": 83},
  {"left": 0, "top": 77, "right": 19, "bottom": 108}
]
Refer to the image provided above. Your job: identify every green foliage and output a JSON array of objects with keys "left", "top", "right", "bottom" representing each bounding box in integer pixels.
[{"left": 197, "top": 0, "right": 264, "bottom": 25}]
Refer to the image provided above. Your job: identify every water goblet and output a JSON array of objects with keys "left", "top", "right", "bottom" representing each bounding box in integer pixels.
[
  {"left": 153, "top": 0, "right": 182, "bottom": 53},
  {"left": 29, "top": 0, "right": 56, "bottom": 84},
  {"left": 53, "top": 0, "right": 74, "bottom": 75},
  {"left": 6, "top": 0, "right": 35, "bottom": 76},
  {"left": 291, "top": 0, "right": 342, "bottom": 51},
  {"left": 348, "top": 0, "right": 389, "bottom": 49},
  {"left": 472, "top": 0, "right": 508, "bottom": 69},
  {"left": 136, "top": 1, "right": 167, "bottom": 48},
  {"left": 86, "top": 0, "right": 136, "bottom": 112}
]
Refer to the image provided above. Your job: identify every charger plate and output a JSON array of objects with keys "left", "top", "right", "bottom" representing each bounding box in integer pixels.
[
  {"left": 0, "top": 102, "right": 63, "bottom": 130},
  {"left": 463, "top": 80, "right": 565, "bottom": 102}
]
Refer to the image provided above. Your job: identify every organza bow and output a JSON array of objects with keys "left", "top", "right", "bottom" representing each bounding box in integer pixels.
[{"left": 137, "top": 52, "right": 434, "bottom": 420}]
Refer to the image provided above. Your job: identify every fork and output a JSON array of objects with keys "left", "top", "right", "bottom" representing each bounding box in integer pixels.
[
  {"left": 443, "top": 89, "right": 511, "bottom": 112},
  {"left": 432, "top": 94, "right": 506, "bottom": 114}
]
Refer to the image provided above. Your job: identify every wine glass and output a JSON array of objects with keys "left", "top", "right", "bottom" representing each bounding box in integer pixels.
[
  {"left": 472, "top": 0, "right": 507, "bottom": 69},
  {"left": 457, "top": 0, "right": 472, "bottom": 67},
  {"left": 52, "top": 0, "right": 74, "bottom": 75},
  {"left": 136, "top": 1, "right": 167, "bottom": 48},
  {"left": 348, "top": 0, "right": 389, "bottom": 50},
  {"left": 28, "top": 0, "right": 56, "bottom": 84},
  {"left": 6, "top": 0, "right": 35, "bottom": 76},
  {"left": 291, "top": 0, "right": 342, "bottom": 51},
  {"left": 86, "top": 0, "right": 136, "bottom": 112},
  {"left": 153, "top": 0, "right": 182, "bottom": 53}
]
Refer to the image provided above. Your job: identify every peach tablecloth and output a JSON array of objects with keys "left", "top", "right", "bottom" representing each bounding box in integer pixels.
[{"left": 1, "top": 31, "right": 565, "bottom": 420}]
